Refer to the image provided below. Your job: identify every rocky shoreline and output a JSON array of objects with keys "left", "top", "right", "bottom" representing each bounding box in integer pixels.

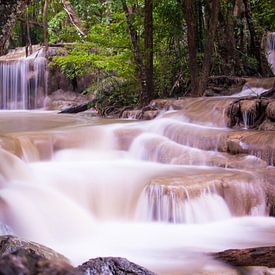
[
  {"left": 1, "top": 235, "right": 275, "bottom": 274},
  {"left": 0, "top": 235, "right": 155, "bottom": 275}
]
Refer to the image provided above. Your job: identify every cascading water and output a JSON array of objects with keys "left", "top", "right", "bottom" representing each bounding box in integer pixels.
[
  {"left": 0, "top": 96, "right": 275, "bottom": 273},
  {"left": 266, "top": 32, "right": 275, "bottom": 74},
  {"left": 0, "top": 48, "right": 47, "bottom": 109}
]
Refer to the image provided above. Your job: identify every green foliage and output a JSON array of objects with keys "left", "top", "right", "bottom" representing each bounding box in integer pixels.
[
  {"left": 87, "top": 77, "right": 139, "bottom": 115},
  {"left": 9, "top": 0, "right": 275, "bottom": 109},
  {"left": 48, "top": 10, "right": 78, "bottom": 44},
  {"left": 251, "top": 0, "right": 275, "bottom": 31}
]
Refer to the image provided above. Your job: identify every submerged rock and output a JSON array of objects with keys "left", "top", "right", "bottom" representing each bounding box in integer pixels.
[{"left": 77, "top": 257, "right": 155, "bottom": 275}]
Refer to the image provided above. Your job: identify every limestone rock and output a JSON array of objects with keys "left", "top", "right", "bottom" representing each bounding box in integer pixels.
[
  {"left": 121, "top": 110, "right": 142, "bottom": 119},
  {"left": 259, "top": 120, "right": 275, "bottom": 131},
  {"left": 77, "top": 257, "right": 155, "bottom": 275},
  {"left": 239, "top": 99, "right": 261, "bottom": 128},
  {"left": 142, "top": 110, "right": 159, "bottom": 120},
  {"left": 45, "top": 89, "right": 90, "bottom": 111}
]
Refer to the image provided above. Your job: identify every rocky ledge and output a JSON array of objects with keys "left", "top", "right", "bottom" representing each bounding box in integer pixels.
[{"left": 227, "top": 97, "right": 275, "bottom": 130}]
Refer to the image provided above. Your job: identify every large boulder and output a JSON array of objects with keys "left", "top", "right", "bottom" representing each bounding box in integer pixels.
[
  {"left": 0, "top": 249, "right": 77, "bottom": 275},
  {"left": 77, "top": 257, "right": 155, "bottom": 275},
  {"left": 0, "top": 236, "right": 156, "bottom": 275},
  {"left": 0, "top": 235, "right": 68, "bottom": 263},
  {"left": 45, "top": 89, "right": 92, "bottom": 111}
]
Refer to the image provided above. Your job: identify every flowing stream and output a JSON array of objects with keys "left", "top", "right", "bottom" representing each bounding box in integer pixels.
[
  {"left": 0, "top": 99, "right": 275, "bottom": 274},
  {"left": 0, "top": 45, "right": 274, "bottom": 274}
]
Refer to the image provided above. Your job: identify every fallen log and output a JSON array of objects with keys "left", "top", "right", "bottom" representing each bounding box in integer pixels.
[
  {"left": 59, "top": 99, "right": 97, "bottom": 114},
  {"left": 212, "top": 246, "right": 275, "bottom": 268}
]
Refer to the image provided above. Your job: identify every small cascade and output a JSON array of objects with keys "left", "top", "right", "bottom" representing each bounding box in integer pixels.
[
  {"left": 135, "top": 175, "right": 268, "bottom": 224},
  {"left": 266, "top": 32, "right": 275, "bottom": 74},
  {"left": 0, "top": 99, "right": 275, "bottom": 273},
  {"left": 0, "top": 48, "right": 47, "bottom": 109},
  {"left": 135, "top": 184, "right": 231, "bottom": 223},
  {"left": 232, "top": 84, "right": 268, "bottom": 97}
]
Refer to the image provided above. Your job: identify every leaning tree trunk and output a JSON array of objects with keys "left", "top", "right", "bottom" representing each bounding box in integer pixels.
[
  {"left": 62, "top": 0, "right": 86, "bottom": 36},
  {"left": 0, "top": 0, "right": 30, "bottom": 56}
]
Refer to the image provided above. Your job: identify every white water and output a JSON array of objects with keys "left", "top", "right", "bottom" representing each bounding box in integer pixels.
[
  {"left": 231, "top": 84, "right": 268, "bottom": 97},
  {"left": 0, "top": 48, "right": 47, "bottom": 109},
  {"left": 267, "top": 32, "right": 275, "bottom": 74},
  {"left": 0, "top": 108, "right": 274, "bottom": 274}
]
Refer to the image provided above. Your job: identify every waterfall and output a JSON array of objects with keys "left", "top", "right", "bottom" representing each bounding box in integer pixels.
[
  {"left": 266, "top": 32, "right": 275, "bottom": 74},
  {"left": 0, "top": 48, "right": 47, "bottom": 109}
]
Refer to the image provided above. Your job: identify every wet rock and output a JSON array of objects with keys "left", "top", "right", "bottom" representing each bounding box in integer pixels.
[
  {"left": 121, "top": 109, "right": 159, "bottom": 120},
  {"left": 212, "top": 246, "right": 275, "bottom": 268},
  {"left": 259, "top": 120, "right": 275, "bottom": 131},
  {"left": 45, "top": 89, "right": 91, "bottom": 111},
  {"left": 0, "top": 236, "right": 155, "bottom": 275},
  {"left": 226, "top": 131, "right": 275, "bottom": 166},
  {"left": 227, "top": 98, "right": 275, "bottom": 130},
  {"left": 139, "top": 170, "right": 270, "bottom": 223},
  {"left": 266, "top": 102, "right": 275, "bottom": 121},
  {"left": 142, "top": 110, "right": 159, "bottom": 120},
  {"left": 239, "top": 100, "right": 261, "bottom": 128},
  {"left": 121, "top": 110, "right": 142, "bottom": 119},
  {"left": 0, "top": 235, "right": 69, "bottom": 263},
  {"left": 77, "top": 257, "right": 155, "bottom": 275},
  {"left": 0, "top": 249, "right": 77, "bottom": 275}
]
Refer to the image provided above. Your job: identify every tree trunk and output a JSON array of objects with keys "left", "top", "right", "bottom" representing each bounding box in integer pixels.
[
  {"left": 43, "top": 0, "right": 49, "bottom": 58},
  {"left": 121, "top": 0, "right": 147, "bottom": 105},
  {"left": 62, "top": 0, "right": 86, "bottom": 36},
  {"left": 183, "top": 0, "right": 199, "bottom": 96},
  {"left": 197, "top": 0, "right": 220, "bottom": 96},
  {"left": 0, "top": 0, "right": 30, "bottom": 56},
  {"left": 144, "top": 0, "right": 154, "bottom": 104},
  {"left": 25, "top": 8, "right": 32, "bottom": 56}
]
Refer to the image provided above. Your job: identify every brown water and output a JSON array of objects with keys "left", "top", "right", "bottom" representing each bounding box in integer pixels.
[{"left": 0, "top": 104, "right": 275, "bottom": 274}]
